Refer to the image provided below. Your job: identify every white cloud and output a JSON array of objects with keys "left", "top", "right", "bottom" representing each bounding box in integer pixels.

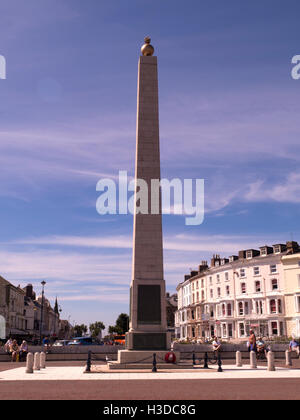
[{"left": 245, "top": 172, "right": 300, "bottom": 204}]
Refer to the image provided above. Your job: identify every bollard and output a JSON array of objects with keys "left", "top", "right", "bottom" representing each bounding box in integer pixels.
[
  {"left": 152, "top": 353, "right": 157, "bottom": 373},
  {"left": 26, "top": 353, "right": 34, "bottom": 374},
  {"left": 236, "top": 351, "right": 243, "bottom": 367},
  {"left": 84, "top": 350, "right": 92, "bottom": 373},
  {"left": 203, "top": 352, "right": 209, "bottom": 369},
  {"left": 40, "top": 352, "right": 46, "bottom": 369},
  {"left": 267, "top": 351, "right": 275, "bottom": 371},
  {"left": 250, "top": 351, "right": 257, "bottom": 369},
  {"left": 192, "top": 352, "right": 196, "bottom": 366},
  {"left": 33, "top": 352, "right": 40, "bottom": 371},
  {"left": 217, "top": 353, "right": 223, "bottom": 372},
  {"left": 286, "top": 350, "right": 292, "bottom": 367}
]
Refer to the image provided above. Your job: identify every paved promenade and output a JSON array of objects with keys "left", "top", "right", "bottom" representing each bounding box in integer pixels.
[{"left": 0, "top": 361, "right": 300, "bottom": 399}]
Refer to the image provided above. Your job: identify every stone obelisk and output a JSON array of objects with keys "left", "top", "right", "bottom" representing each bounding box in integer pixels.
[{"left": 125, "top": 37, "right": 170, "bottom": 351}]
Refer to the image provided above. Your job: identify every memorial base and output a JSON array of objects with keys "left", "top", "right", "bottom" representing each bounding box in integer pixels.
[
  {"left": 107, "top": 349, "right": 182, "bottom": 370},
  {"left": 125, "top": 331, "right": 171, "bottom": 351}
]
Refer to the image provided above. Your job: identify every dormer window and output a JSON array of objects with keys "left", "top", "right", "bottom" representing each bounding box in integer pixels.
[
  {"left": 260, "top": 247, "right": 267, "bottom": 256},
  {"left": 246, "top": 250, "right": 253, "bottom": 259},
  {"left": 273, "top": 245, "right": 281, "bottom": 254},
  {"left": 215, "top": 261, "right": 220, "bottom": 267}
]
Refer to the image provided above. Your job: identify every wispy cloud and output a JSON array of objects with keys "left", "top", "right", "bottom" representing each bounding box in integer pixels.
[{"left": 245, "top": 172, "right": 300, "bottom": 204}]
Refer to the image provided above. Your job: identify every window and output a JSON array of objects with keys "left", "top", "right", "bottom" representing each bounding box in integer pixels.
[
  {"left": 228, "top": 323, "right": 233, "bottom": 337},
  {"left": 278, "top": 299, "right": 282, "bottom": 313},
  {"left": 201, "top": 279, "right": 204, "bottom": 288},
  {"left": 225, "top": 272, "right": 229, "bottom": 281},
  {"left": 271, "top": 321, "right": 278, "bottom": 336},
  {"left": 210, "top": 289, "right": 213, "bottom": 299},
  {"left": 217, "top": 274, "right": 220, "bottom": 283},
  {"left": 270, "top": 299, "right": 276, "bottom": 314},
  {"left": 254, "top": 266, "right": 260, "bottom": 276},
  {"left": 241, "top": 283, "right": 246, "bottom": 294},
  {"left": 270, "top": 265, "right": 277, "bottom": 274},
  {"left": 271, "top": 279, "right": 278, "bottom": 290},
  {"left": 226, "top": 285, "right": 230, "bottom": 296},
  {"left": 246, "top": 250, "right": 252, "bottom": 259},
  {"left": 298, "top": 274, "right": 300, "bottom": 288},
  {"left": 201, "top": 290, "right": 205, "bottom": 301},
  {"left": 196, "top": 292, "right": 199, "bottom": 302},
  {"left": 297, "top": 296, "right": 300, "bottom": 312},
  {"left": 227, "top": 303, "right": 232, "bottom": 316},
  {"left": 260, "top": 247, "right": 267, "bottom": 256},
  {"left": 274, "top": 245, "right": 281, "bottom": 254},
  {"left": 217, "top": 287, "right": 221, "bottom": 298},
  {"left": 240, "top": 269, "right": 246, "bottom": 277},
  {"left": 196, "top": 281, "right": 199, "bottom": 289},
  {"left": 244, "top": 301, "right": 249, "bottom": 315},
  {"left": 222, "top": 324, "right": 227, "bottom": 337},
  {"left": 239, "top": 323, "right": 245, "bottom": 336},
  {"left": 239, "top": 302, "right": 244, "bottom": 316},
  {"left": 256, "top": 300, "right": 263, "bottom": 314},
  {"left": 255, "top": 281, "right": 261, "bottom": 292},
  {"left": 209, "top": 276, "right": 212, "bottom": 285},
  {"left": 222, "top": 304, "right": 226, "bottom": 316}
]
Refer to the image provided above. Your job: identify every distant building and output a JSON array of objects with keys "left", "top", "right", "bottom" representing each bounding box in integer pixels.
[
  {"left": 175, "top": 241, "right": 300, "bottom": 342},
  {"left": 0, "top": 277, "right": 60, "bottom": 340},
  {"left": 165, "top": 293, "right": 178, "bottom": 327},
  {"left": 282, "top": 250, "right": 300, "bottom": 337}
]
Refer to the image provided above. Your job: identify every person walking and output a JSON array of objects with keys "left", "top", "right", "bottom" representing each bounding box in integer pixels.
[
  {"left": 212, "top": 336, "right": 222, "bottom": 358},
  {"left": 248, "top": 329, "right": 257, "bottom": 353}
]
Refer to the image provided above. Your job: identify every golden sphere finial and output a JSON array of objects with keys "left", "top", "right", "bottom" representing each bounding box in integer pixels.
[{"left": 141, "top": 36, "right": 154, "bottom": 56}]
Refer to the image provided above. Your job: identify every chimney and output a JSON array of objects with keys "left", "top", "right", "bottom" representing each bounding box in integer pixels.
[
  {"left": 211, "top": 254, "right": 221, "bottom": 267},
  {"left": 286, "top": 241, "right": 299, "bottom": 254},
  {"left": 238, "top": 250, "right": 246, "bottom": 259},
  {"left": 25, "top": 284, "right": 34, "bottom": 299},
  {"left": 198, "top": 261, "right": 208, "bottom": 273}
]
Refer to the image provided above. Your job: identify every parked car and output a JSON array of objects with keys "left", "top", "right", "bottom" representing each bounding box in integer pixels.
[
  {"left": 67, "top": 337, "right": 101, "bottom": 346},
  {"left": 52, "top": 340, "right": 70, "bottom": 347}
]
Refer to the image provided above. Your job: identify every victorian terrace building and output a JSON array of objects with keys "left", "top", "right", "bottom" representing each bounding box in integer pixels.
[{"left": 175, "top": 241, "right": 300, "bottom": 341}]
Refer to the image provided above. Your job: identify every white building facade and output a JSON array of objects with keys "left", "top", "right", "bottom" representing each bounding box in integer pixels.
[{"left": 175, "top": 243, "right": 295, "bottom": 342}]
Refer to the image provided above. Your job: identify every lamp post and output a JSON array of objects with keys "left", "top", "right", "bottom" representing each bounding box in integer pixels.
[{"left": 39, "top": 281, "right": 46, "bottom": 345}]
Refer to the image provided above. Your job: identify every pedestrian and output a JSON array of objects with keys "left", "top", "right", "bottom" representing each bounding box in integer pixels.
[
  {"left": 42, "top": 336, "right": 51, "bottom": 353},
  {"left": 212, "top": 336, "right": 221, "bottom": 358},
  {"left": 19, "top": 340, "right": 28, "bottom": 362},
  {"left": 4, "top": 337, "right": 13, "bottom": 354},
  {"left": 9, "top": 340, "right": 19, "bottom": 362},
  {"left": 248, "top": 329, "right": 257, "bottom": 353},
  {"left": 289, "top": 337, "right": 300, "bottom": 358}
]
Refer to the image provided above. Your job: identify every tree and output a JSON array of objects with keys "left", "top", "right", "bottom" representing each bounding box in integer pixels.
[
  {"left": 73, "top": 324, "right": 88, "bottom": 337},
  {"left": 115, "top": 313, "right": 129, "bottom": 334},
  {"left": 108, "top": 325, "right": 122, "bottom": 335},
  {"left": 89, "top": 321, "right": 105, "bottom": 338}
]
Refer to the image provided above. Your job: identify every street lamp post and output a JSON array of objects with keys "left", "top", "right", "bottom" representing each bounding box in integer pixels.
[{"left": 39, "top": 281, "right": 46, "bottom": 345}]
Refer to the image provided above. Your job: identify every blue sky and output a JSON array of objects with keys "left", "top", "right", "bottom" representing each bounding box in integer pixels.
[{"left": 0, "top": 0, "right": 300, "bottom": 331}]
